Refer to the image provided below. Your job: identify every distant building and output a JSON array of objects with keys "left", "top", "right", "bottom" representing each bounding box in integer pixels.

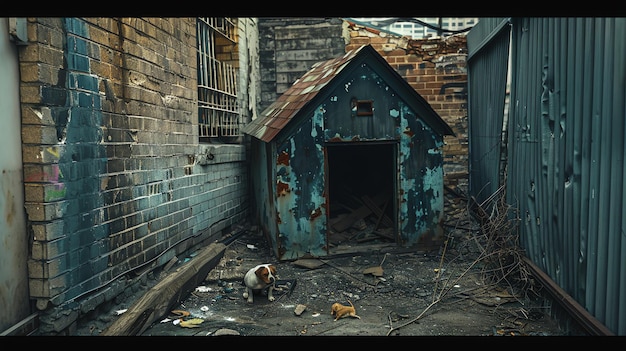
[{"left": 349, "top": 17, "right": 478, "bottom": 39}]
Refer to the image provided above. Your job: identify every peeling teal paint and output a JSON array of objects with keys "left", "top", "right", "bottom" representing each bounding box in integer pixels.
[
  {"left": 248, "top": 47, "right": 452, "bottom": 259},
  {"left": 275, "top": 107, "right": 327, "bottom": 259},
  {"left": 397, "top": 103, "right": 445, "bottom": 245}
]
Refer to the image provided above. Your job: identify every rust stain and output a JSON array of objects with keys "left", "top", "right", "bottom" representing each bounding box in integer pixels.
[
  {"left": 310, "top": 207, "right": 322, "bottom": 220},
  {"left": 277, "top": 151, "right": 290, "bottom": 166},
  {"left": 403, "top": 127, "right": 414, "bottom": 138},
  {"left": 4, "top": 189, "right": 14, "bottom": 226},
  {"left": 277, "top": 180, "right": 290, "bottom": 197}
]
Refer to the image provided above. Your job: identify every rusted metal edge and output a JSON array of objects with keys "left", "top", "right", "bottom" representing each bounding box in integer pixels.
[{"left": 522, "top": 256, "right": 614, "bottom": 336}]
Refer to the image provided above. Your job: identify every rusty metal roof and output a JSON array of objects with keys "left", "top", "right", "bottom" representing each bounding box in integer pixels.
[
  {"left": 242, "top": 44, "right": 454, "bottom": 142},
  {"left": 242, "top": 45, "right": 367, "bottom": 142}
]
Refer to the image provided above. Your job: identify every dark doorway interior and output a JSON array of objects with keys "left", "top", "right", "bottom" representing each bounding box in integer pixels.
[{"left": 326, "top": 142, "right": 396, "bottom": 247}]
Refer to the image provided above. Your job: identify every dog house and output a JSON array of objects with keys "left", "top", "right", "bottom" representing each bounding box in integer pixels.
[{"left": 242, "top": 45, "right": 454, "bottom": 260}]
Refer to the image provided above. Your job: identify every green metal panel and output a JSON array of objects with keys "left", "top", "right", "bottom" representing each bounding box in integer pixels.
[{"left": 468, "top": 17, "right": 626, "bottom": 335}]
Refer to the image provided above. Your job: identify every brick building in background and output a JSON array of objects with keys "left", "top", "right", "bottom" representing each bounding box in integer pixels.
[
  {"left": 344, "top": 20, "right": 469, "bottom": 188},
  {"left": 259, "top": 18, "right": 468, "bottom": 189}
]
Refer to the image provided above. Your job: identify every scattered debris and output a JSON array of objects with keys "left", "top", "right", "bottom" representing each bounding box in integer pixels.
[
  {"left": 127, "top": 186, "right": 566, "bottom": 336},
  {"left": 362, "top": 266, "right": 384, "bottom": 277},
  {"left": 179, "top": 318, "right": 204, "bottom": 328},
  {"left": 195, "top": 286, "right": 212, "bottom": 293},
  {"left": 213, "top": 328, "right": 240, "bottom": 336},
  {"left": 293, "top": 259, "right": 325, "bottom": 269},
  {"left": 114, "top": 309, "right": 128, "bottom": 316},
  {"left": 294, "top": 304, "right": 307, "bottom": 316},
  {"left": 169, "top": 310, "right": 191, "bottom": 319}
]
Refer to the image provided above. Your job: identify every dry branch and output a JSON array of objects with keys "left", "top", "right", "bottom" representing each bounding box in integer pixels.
[{"left": 386, "top": 186, "right": 543, "bottom": 336}]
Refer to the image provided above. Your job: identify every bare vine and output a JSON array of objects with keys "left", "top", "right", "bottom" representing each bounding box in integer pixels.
[{"left": 386, "top": 184, "right": 544, "bottom": 336}]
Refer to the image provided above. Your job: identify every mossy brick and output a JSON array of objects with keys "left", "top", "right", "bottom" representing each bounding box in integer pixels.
[
  {"left": 79, "top": 288, "right": 105, "bottom": 314},
  {"left": 41, "top": 86, "right": 67, "bottom": 106},
  {"left": 73, "top": 261, "right": 101, "bottom": 287},
  {"left": 66, "top": 36, "right": 88, "bottom": 55},
  {"left": 68, "top": 71, "right": 98, "bottom": 91},
  {"left": 102, "top": 280, "right": 121, "bottom": 302},
  {"left": 89, "top": 241, "right": 108, "bottom": 259},
  {"left": 64, "top": 18, "right": 88, "bottom": 38},
  {"left": 66, "top": 52, "right": 90, "bottom": 72},
  {"left": 108, "top": 246, "right": 128, "bottom": 266},
  {"left": 51, "top": 310, "right": 78, "bottom": 333}
]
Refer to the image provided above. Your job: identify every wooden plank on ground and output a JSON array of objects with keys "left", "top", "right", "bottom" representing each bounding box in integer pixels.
[{"left": 101, "top": 242, "right": 227, "bottom": 336}]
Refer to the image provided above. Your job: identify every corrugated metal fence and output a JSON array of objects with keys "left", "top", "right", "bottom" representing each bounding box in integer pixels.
[{"left": 467, "top": 17, "right": 626, "bottom": 335}]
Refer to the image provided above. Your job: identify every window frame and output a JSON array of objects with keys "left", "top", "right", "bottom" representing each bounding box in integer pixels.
[{"left": 196, "top": 17, "right": 241, "bottom": 142}]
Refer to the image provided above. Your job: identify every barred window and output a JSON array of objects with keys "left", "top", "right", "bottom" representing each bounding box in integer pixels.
[{"left": 196, "top": 17, "right": 241, "bottom": 141}]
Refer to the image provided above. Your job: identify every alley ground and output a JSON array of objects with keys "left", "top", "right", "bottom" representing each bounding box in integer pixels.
[
  {"left": 140, "top": 233, "right": 565, "bottom": 336},
  {"left": 73, "top": 188, "right": 572, "bottom": 337}
]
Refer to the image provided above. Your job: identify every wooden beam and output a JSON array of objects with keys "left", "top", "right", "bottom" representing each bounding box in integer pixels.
[
  {"left": 361, "top": 195, "right": 393, "bottom": 228},
  {"left": 332, "top": 192, "right": 389, "bottom": 232},
  {"left": 101, "top": 242, "right": 227, "bottom": 336}
]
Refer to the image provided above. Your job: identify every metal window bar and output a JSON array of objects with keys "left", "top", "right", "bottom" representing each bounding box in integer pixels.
[{"left": 197, "top": 18, "right": 240, "bottom": 138}]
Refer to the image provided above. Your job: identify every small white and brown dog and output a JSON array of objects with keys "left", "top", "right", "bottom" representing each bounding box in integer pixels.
[{"left": 242, "top": 263, "right": 277, "bottom": 304}]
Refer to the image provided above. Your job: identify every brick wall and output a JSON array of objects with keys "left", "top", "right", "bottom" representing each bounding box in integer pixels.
[
  {"left": 19, "top": 17, "right": 253, "bottom": 334},
  {"left": 258, "top": 18, "right": 346, "bottom": 113},
  {"left": 345, "top": 21, "right": 468, "bottom": 189}
]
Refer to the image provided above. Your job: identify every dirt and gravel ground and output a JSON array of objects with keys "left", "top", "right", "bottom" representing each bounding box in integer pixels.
[
  {"left": 73, "top": 187, "right": 571, "bottom": 338},
  {"left": 128, "top": 230, "right": 566, "bottom": 337}
]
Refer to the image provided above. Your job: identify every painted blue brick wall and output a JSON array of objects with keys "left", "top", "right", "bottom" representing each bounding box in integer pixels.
[{"left": 27, "top": 18, "right": 252, "bottom": 335}]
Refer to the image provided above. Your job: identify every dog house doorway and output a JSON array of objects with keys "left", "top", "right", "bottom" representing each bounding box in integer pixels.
[{"left": 326, "top": 141, "right": 397, "bottom": 251}]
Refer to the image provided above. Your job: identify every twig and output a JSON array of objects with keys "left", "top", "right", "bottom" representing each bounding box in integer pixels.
[
  {"left": 379, "top": 253, "right": 388, "bottom": 267},
  {"left": 387, "top": 186, "right": 542, "bottom": 336},
  {"left": 386, "top": 251, "right": 488, "bottom": 336},
  {"left": 319, "top": 259, "right": 378, "bottom": 287}
]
